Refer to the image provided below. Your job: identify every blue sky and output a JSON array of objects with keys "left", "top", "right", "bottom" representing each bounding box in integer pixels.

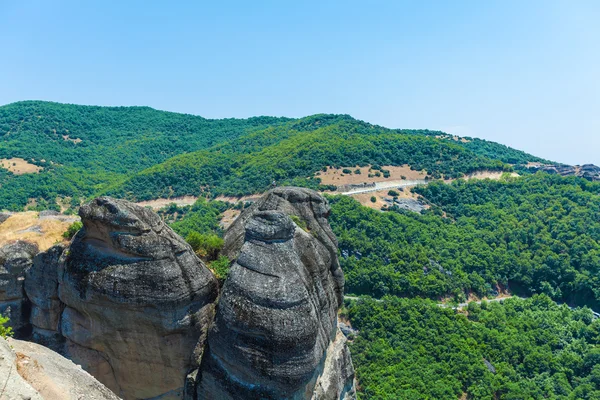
[{"left": 1, "top": 1, "right": 598, "bottom": 165}]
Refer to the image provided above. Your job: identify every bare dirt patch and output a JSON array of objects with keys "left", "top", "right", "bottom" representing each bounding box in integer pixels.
[
  {"left": 0, "top": 158, "right": 43, "bottom": 175},
  {"left": 435, "top": 135, "right": 471, "bottom": 143},
  {"left": 0, "top": 212, "right": 78, "bottom": 251},
  {"left": 316, "top": 165, "right": 428, "bottom": 186}
]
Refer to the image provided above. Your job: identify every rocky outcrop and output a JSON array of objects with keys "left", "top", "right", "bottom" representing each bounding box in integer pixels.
[
  {"left": 57, "top": 197, "right": 219, "bottom": 400},
  {"left": 533, "top": 163, "right": 600, "bottom": 181},
  {"left": 0, "top": 241, "right": 38, "bottom": 337},
  {"left": 24, "top": 244, "right": 66, "bottom": 349},
  {"left": 0, "top": 336, "right": 119, "bottom": 400},
  {"left": 577, "top": 164, "right": 600, "bottom": 181},
  {"left": 5, "top": 190, "right": 356, "bottom": 400},
  {"left": 198, "top": 187, "right": 356, "bottom": 400}
]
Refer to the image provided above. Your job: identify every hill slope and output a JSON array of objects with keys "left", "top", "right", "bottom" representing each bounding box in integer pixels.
[
  {"left": 105, "top": 116, "right": 547, "bottom": 201},
  {"left": 0, "top": 101, "right": 546, "bottom": 210},
  {"left": 0, "top": 101, "right": 289, "bottom": 210}
]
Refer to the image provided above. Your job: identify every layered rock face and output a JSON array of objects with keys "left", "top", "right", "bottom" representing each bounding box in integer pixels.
[
  {"left": 24, "top": 243, "right": 66, "bottom": 348},
  {"left": 6, "top": 190, "right": 355, "bottom": 400},
  {"left": 0, "top": 336, "right": 120, "bottom": 400},
  {"left": 56, "top": 197, "right": 219, "bottom": 400},
  {"left": 0, "top": 240, "right": 38, "bottom": 336},
  {"left": 198, "top": 187, "right": 356, "bottom": 400}
]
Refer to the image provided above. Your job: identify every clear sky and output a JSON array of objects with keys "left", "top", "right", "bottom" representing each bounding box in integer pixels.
[{"left": 1, "top": 1, "right": 598, "bottom": 165}]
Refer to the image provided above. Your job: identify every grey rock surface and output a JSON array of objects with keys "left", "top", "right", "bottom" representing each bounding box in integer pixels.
[
  {"left": 24, "top": 244, "right": 66, "bottom": 349},
  {"left": 198, "top": 187, "right": 355, "bottom": 400},
  {"left": 0, "top": 336, "right": 44, "bottom": 400},
  {"left": 536, "top": 163, "right": 600, "bottom": 181},
  {"left": 0, "top": 240, "right": 38, "bottom": 337},
  {"left": 58, "top": 197, "right": 219, "bottom": 400},
  {"left": 1, "top": 336, "right": 120, "bottom": 400}
]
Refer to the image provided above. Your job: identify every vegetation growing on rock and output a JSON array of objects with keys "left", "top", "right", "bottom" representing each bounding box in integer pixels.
[{"left": 0, "top": 314, "right": 12, "bottom": 338}]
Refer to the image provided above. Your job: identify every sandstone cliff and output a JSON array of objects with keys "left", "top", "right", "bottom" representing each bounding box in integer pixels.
[{"left": 197, "top": 187, "right": 356, "bottom": 400}]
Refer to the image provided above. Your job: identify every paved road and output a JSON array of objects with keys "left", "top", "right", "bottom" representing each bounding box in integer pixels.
[{"left": 341, "top": 180, "right": 428, "bottom": 195}]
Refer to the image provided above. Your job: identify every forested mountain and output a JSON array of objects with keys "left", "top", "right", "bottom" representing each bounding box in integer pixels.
[
  {"left": 0, "top": 101, "right": 289, "bottom": 209},
  {"left": 164, "top": 172, "right": 600, "bottom": 399},
  {"left": 0, "top": 101, "right": 545, "bottom": 210}
]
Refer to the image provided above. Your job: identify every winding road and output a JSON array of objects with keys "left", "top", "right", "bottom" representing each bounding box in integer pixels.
[{"left": 340, "top": 179, "right": 428, "bottom": 195}]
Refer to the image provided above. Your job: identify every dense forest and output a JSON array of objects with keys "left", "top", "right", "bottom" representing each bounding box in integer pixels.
[
  {"left": 161, "top": 172, "right": 600, "bottom": 399},
  {"left": 0, "top": 101, "right": 544, "bottom": 210},
  {"left": 329, "top": 173, "right": 600, "bottom": 310},
  {"left": 0, "top": 101, "right": 288, "bottom": 210},
  {"left": 347, "top": 295, "right": 600, "bottom": 399},
  {"left": 107, "top": 117, "right": 542, "bottom": 201}
]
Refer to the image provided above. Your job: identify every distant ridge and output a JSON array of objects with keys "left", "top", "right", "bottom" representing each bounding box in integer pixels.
[{"left": 0, "top": 100, "right": 546, "bottom": 210}]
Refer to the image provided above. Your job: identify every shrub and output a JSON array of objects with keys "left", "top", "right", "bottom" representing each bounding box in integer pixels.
[
  {"left": 354, "top": 169, "right": 361, "bottom": 174},
  {"left": 370, "top": 196, "right": 377, "bottom": 203},
  {"left": 186, "top": 232, "right": 224, "bottom": 261},
  {"left": 0, "top": 314, "right": 13, "bottom": 338},
  {"left": 388, "top": 190, "right": 399, "bottom": 197},
  {"left": 210, "top": 255, "right": 230, "bottom": 282},
  {"left": 342, "top": 168, "right": 352, "bottom": 174},
  {"left": 290, "top": 215, "right": 308, "bottom": 232},
  {"left": 63, "top": 221, "right": 83, "bottom": 239}
]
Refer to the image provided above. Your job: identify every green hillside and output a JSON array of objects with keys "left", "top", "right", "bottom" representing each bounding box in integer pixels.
[
  {"left": 106, "top": 116, "right": 546, "bottom": 201},
  {"left": 347, "top": 295, "right": 600, "bottom": 400},
  {"left": 0, "top": 101, "right": 289, "bottom": 210},
  {"left": 0, "top": 101, "right": 546, "bottom": 210},
  {"left": 168, "top": 172, "right": 600, "bottom": 399}
]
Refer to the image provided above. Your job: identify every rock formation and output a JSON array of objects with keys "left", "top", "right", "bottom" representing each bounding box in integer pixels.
[
  {"left": 197, "top": 187, "right": 356, "bottom": 400},
  {"left": 24, "top": 243, "right": 66, "bottom": 349},
  {"left": 54, "top": 197, "right": 219, "bottom": 400},
  {"left": 0, "top": 240, "right": 38, "bottom": 337},
  {"left": 0, "top": 336, "right": 119, "bottom": 400},
  {"left": 532, "top": 163, "right": 600, "bottom": 181},
  {"left": 5, "top": 189, "right": 356, "bottom": 400}
]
